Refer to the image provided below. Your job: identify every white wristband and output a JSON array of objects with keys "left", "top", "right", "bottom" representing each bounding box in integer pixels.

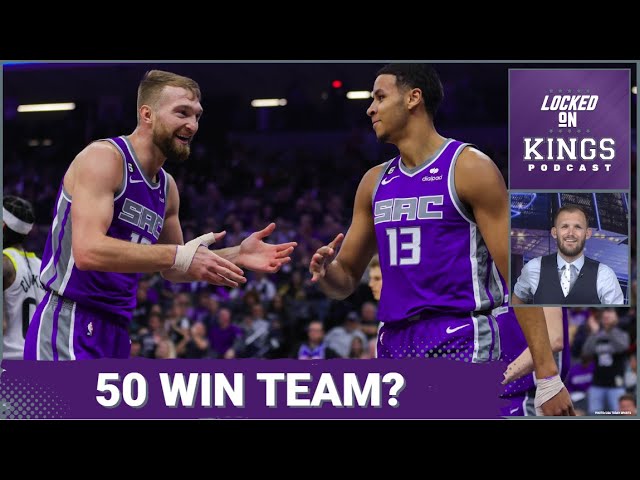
[
  {"left": 534, "top": 375, "right": 565, "bottom": 416},
  {"left": 171, "top": 232, "right": 216, "bottom": 273}
]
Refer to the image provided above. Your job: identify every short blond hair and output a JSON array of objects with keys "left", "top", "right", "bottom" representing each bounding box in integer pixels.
[
  {"left": 136, "top": 70, "right": 201, "bottom": 121},
  {"left": 368, "top": 254, "right": 380, "bottom": 269}
]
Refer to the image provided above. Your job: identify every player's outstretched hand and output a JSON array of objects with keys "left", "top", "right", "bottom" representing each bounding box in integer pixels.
[
  {"left": 309, "top": 233, "right": 344, "bottom": 282},
  {"left": 238, "top": 223, "right": 297, "bottom": 273},
  {"left": 189, "top": 245, "right": 247, "bottom": 288}
]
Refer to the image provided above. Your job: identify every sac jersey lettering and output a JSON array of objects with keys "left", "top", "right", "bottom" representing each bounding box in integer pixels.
[
  {"left": 2, "top": 248, "right": 45, "bottom": 359},
  {"left": 372, "top": 139, "right": 505, "bottom": 322},
  {"left": 39, "top": 136, "right": 168, "bottom": 320}
]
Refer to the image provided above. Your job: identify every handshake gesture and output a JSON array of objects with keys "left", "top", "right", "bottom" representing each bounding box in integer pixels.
[{"left": 168, "top": 223, "right": 297, "bottom": 288}]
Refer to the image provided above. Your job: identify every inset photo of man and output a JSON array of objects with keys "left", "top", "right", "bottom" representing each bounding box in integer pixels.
[{"left": 510, "top": 192, "right": 629, "bottom": 306}]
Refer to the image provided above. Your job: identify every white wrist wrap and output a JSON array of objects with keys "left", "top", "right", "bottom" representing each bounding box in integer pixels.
[
  {"left": 534, "top": 375, "right": 564, "bottom": 416},
  {"left": 171, "top": 232, "right": 216, "bottom": 273}
]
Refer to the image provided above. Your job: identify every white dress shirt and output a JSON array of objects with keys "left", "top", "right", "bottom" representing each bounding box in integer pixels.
[{"left": 513, "top": 253, "right": 624, "bottom": 305}]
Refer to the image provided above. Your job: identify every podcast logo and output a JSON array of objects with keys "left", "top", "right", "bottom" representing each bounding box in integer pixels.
[{"left": 509, "top": 69, "right": 630, "bottom": 190}]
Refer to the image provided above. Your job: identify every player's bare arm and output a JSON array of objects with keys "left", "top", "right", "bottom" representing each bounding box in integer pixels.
[
  {"left": 455, "top": 148, "right": 557, "bottom": 373},
  {"left": 157, "top": 173, "right": 245, "bottom": 288},
  {"left": 3, "top": 254, "right": 15, "bottom": 334},
  {"left": 66, "top": 142, "right": 244, "bottom": 289},
  {"left": 3, "top": 254, "right": 16, "bottom": 290},
  {"left": 503, "top": 307, "right": 564, "bottom": 383},
  {"left": 510, "top": 293, "right": 525, "bottom": 304},
  {"left": 310, "top": 165, "right": 380, "bottom": 299},
  {"left": 456, "top": 147, "right": 574, "bottom": 415},
  {"left": 67, "top": 141, "right": 178, "bottom": 272}
]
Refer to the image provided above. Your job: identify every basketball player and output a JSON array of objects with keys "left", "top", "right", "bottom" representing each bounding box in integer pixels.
[
  {"left": 499, "top": 306, "right": 570, "bottom": 415},
  {"left": 24, "top": 70, "right": 296, "bottom": 361},
  {"left": 309, "top": 63, "right": 573, "bottom": 415},
  {"left": 3, "top": 196, "right": 45, "bottom": 360}
]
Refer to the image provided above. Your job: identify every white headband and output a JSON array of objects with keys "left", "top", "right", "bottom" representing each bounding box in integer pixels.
[{"left": 3, "top": 207, "right": 34, "bottom": 235}]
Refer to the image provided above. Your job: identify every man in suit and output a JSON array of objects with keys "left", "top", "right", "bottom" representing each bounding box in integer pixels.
[{"left": 512, "top": 204, "right": 623, "bottom": 305}]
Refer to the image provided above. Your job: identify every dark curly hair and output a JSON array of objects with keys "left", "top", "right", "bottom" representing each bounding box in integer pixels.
[{"left": 376, "top": 63, "right": 444, "bottom": 118}]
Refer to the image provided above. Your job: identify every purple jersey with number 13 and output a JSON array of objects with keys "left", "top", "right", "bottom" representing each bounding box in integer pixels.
[
  {"left": 38, "top": 136, "right": 168, "bottom": 320},
  {"left": 373, "top": 139, "right": 506, "bottom": 322}
]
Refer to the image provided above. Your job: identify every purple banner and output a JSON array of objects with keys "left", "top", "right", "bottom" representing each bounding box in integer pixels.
[
  {"left": 0, "top": 358, "right": 508, "bottom": 419},
  {"left": 509, "top": 69, "right": 630, "bottom": 189}
]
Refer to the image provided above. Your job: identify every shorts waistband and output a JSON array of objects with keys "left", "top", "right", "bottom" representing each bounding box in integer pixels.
[
  {"left": 48, "top": 290, "right": 77, "bottom": 311},
  {"left": 404, "top": 306, "right": 508, "bottom": 323},
  {"left": 46, "top": 290, "right": 130, "bottom": 326}
]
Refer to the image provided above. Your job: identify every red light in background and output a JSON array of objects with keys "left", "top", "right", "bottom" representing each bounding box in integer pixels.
[{"left": 331, "top": 80, "right": 343, "bottom": 89}]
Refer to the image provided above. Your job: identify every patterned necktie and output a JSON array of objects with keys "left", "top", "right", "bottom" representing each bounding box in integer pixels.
[
  {"left": 560, "top": 264, "right": 571, "bottom": 297},
  {"left": 569, "top": 264, "right": 578, "bottom": 290}
]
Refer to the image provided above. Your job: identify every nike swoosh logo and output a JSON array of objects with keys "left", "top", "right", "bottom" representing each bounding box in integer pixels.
[
  {"left": 130, "top": 178, "right": 145, "bottom": 184},
  {"left": 445, "top": 324, "right": 470, "bottom": 334},
  {"left": 381, "top": 175, "right": 399, "bottom": 185},
  {"left": 509, "top": 407, "right": 519, "bottom": 414}
]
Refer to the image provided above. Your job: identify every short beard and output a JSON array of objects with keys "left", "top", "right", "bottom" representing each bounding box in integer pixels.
[
  {"left": 153, "top": 127, "right": 191, "bottom": 162},
  {"left": 556, "top": 236, "right": 586, "bottom": 258}
]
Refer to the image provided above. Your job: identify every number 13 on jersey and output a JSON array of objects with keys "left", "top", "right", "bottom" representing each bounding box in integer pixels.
[{"left": 386, "top": 227, "right": 420, "bottom": 266}]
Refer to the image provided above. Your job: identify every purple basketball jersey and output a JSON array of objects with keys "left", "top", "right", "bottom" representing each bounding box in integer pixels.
[
  {"left": 372, "top": 139, "right": 505, "bottom": 322},
  {"left": 39, "top": 136, "right": 168, "bottom": 322}
]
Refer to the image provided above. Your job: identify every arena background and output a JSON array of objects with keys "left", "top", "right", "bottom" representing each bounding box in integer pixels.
[{"left": 2, "top": 62, "right": 637, "bottom": 415}]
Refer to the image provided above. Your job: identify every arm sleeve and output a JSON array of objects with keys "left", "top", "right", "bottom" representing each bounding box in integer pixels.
[
  {"left": 512, "top": 256, "right": 541, "bottom": 303},
  {"left": 596, "top": 263, "right": 625, "bottom": 305},
  {"left": 606, "top": 328, "right": 630, "bottom": 353}
]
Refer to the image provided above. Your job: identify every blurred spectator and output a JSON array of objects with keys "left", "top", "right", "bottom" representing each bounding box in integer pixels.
[
  {"left": 618, "top": 393, "right": 637, "bottom": 415},
  {"left": 238, "top": 311, "right": 271, "bottom": 358},
  {"left": 181, "top": 322, "right": 214, "bottom": 359},
  {"left": 296, "top": 320, "right": 338, "bottom": 360},
  {"left": 349, "top": 336, "right": 370, "bottom": 359},
  {"left": 208, "top": 307, "right": 244, "bottom": 359},
  {"left": 245, "top": 271, "right": 277, "bottom": 304},
  {"left": 582, "top": 308, "right": 630, "bottom": 414},
  {"left": 624, "top": 352, "right": 637, "bottom": 393},
  {"left": 155, "top": 338, "right": 177, "bottom": 359},
  {"left": 130, "top": 335, "right": 142, "bottom": 358},
  {"left": 564, "top": 357, "right": 595, "bottom": 415},
  {"left": 359, "top": 302, "right": 379, "bottom": 340},
  {"left": 325, "top": 312, "right": 368, "bottom": 358}
]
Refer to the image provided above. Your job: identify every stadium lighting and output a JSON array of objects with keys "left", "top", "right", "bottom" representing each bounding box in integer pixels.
[
  {"left": 251, "top": 98, "right": 288, "bottom": 108},
  {"left": 17, "top": 102, "right": 76, "bottom": 113},
  {"left": 346, "top": 91, "right": 373, "bottom": 100}
]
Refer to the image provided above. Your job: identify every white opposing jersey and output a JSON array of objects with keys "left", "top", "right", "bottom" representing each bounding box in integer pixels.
[{"left": 3, "top": 247, "right": 45, "bottom": 359}]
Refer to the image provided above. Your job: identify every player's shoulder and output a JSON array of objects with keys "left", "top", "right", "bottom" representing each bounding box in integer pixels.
[
  {"left": 357, "top": 161, "right": 388, "bottom": 188},
  {"left": 3, "top": 250, "right": 16, "bottom": 278},
  {"left": 71, "top": 139, "right": 124, "bottom": 179},
  {"left": 77, "top": 138, "right": 121, "bottom": 162},
  {"left": 457, "top": 144, "right": 493, "bottom": 167},
  {"left": 455, "top": 143, "right": 505, "bottom": 194},
  {"left": 368, "top": 160, "right": 389, "bottom": 177}
]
